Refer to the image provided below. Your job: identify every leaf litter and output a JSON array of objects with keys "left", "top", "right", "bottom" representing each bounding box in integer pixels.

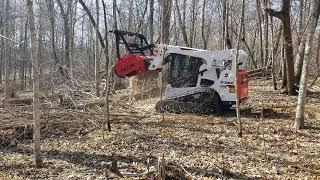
[{"left": 0, "top": 79, "right": 320, "bottom": 179}]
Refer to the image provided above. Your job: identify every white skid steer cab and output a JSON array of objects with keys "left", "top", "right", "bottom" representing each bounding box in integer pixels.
[{"left": 111, "top": 30, "right": 249, "bottom": 114}]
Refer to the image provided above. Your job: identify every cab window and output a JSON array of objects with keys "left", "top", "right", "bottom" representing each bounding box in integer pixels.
[{"left": 165, "top": 54, "right": 204, "bottom": 88}]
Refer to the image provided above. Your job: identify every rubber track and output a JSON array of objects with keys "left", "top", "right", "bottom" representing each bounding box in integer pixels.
[{"left": 155, "top": 91, "right": 217, "bottom": 114}]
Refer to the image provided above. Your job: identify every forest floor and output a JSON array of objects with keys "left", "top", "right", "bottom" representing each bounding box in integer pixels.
[{"left": 1, "top": 78, "right": 320, "bottom": 179}]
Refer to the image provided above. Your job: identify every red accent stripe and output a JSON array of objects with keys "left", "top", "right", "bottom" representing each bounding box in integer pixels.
[{"left": 179, "top": 47, "right": 197, "bottom": 51}]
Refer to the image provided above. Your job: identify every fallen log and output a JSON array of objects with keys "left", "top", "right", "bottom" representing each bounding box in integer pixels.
[
  {"left": 310, "top": 74, "right": 319, "bottom": 87},
  {"left": 4, "top": 97, "right": 33, "bottom": 106},
  {"left": 247, "top": 65, "right": 271, "bottom": 75},
  {"left": 0, "top": 112, "right": 149, "bottom": 130},
  {"left": 248, "top": 65, "right": 272, "bottom": 79}
]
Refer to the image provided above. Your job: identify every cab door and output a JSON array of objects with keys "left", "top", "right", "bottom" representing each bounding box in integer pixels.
[{"left": 163, "top": 53, "right": 204, "bottom": 98}]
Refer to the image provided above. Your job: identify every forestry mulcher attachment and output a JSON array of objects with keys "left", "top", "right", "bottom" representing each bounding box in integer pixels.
[{"left": 111, "top": 30, "right": 249, "bottom": 114}]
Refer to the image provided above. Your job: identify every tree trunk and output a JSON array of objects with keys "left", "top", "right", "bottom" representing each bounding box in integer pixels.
[
  {"left": 229, "top": 26, "right": 256, "bottom": 68},
  {"left": 149, "top": 0, "right": 154, "bottom": 44},
  {"left": 182, "top": 0, "right": 186, "bottom": 32},
  {"left": 20, "top": 20, "right": 28, "bottom": 90},
  {"left": 160, "top": 0, "right": 172, "bottom": 44},
  {"left": 189, "top": 0, "right": 196, "bottom": 47},
  {"left": 267, "top": 0, "right": 296, "bottom": 95},
  {"left": 136, "top": 0, "right": 149, "bottom": 33},
  {"left": 270, "top": 16, "right": 277, "bottom": 90},
  {"left": 47, "top": 0, "right": 64, "bottom": 77},
  {"left": 113, "top": 0, "right": 118, "bottom": 34},
  {"left": 295, "top": 0, "right": 320, "bottom": 130},
  {"left": 4, "top": 0, "right": 11, "bottom": 99},
  {"left": 294, "top": 0, "right": 307, "bottom": 85},
  {"left": 221, "top": 0, "right": 226, "bottom": 49},
  {"left": 0, "top": 16, "right": 4, "bottom": 85},
  {"left": 112, "top": 0, "right": 122, "bottom": 90},
  {"left": 201, "top": 0, "right": 207, "bottom": 49},
  {"left": 65, "top": 1, "right": 72, "bottom": 77},
  {"left": 174, "top": 0, "right": 189, "bottom": 46},
  {"left": 56, "top": 0, "right": 72, "bottom": 79},
  {"left": 294, "top": 37, "right": 306, "bottom": 85},
  {"left": 78, "top": 0, "right": 111, "bottom": 131},
  {"left": 28, "top": 57, "right": 32, "bottom": 89},
  {"left": 263, "top": 0, "right": 269, "bottom": 66},
  {"left": 316, "top": 32, "right": 320, "bottom": 67},
  {"left": 26, "top": 0, "right": 42, "bottom": 168},
  {"left": 173, "top": 9, "right": 178, "bottom": 45},
  {"left": 102, "top": 0, "right": 111, "bottom": 132},
  {"left": 297, "top": 0, "right": 304, "bottom": 47},
  {"left": 95, "top": 0, "right": 101, "bottom": 96},
  {"left": 225, "top": 0, "right": 232, "bottom": 49},
  {"left": 256, "top": 0, "right": 263, "bottom": 66},
  {"left": 281, "top": 38, "right": 287, "bottom": 88},
  {"left": 127, "top": 0, "right": 133, "bottom": 31},
  {"left": 38, "top": 10, "right": 43, "bottom": 86},
  {"left": 234, "top": 0, "right": 246, "bottom": 137},
  {"left": 70, "top": 1, "right": 77, "bottom": 79},
  {"left": 281, "top": 0, "right": 295, "bottom": 95}
]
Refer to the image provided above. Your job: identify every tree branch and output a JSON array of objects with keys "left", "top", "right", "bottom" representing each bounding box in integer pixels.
[
  {"left": 56, "top": 0, "right": 66, "bottom": 18},
  {"left": 266, "top": 8, "right": 284, "bottom": 20},
  {"left": 78, "top": 0, "right": 106, "bottom": 49}
]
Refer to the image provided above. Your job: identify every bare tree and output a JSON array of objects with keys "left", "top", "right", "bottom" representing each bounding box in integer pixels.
[
  {"left": 294, "top": 36, "right": 307, "bottom": 85},
  {"left": 4, "top": 0, "right": 11, "bottom": 99},
  {"left": 0, "top": 16, "right": 3, "bottom": 85},
  {"left": 149, "top": 0, "right": 154, "bottom": 44},
  {"left": 263, "top": 0, "right": 269, "bottom": 67},
  {"left": 127, "top": 0, "right": 133, "bottom": 31},
  {"left": 270, "top": 16, "right": 277, "bottom": 90},
  {"left": 26, "top": 0, "right": 42, "bottom": 167},
  {"left": 234, "top": 0, "right": 246, "bottom": 137},
  {"left": 113, "top": 0, "right": 119, "bottom": 57},
  {"left": 279, "top": 31, "right": 287, "bottom": 88},
  {"left": 256, "top": 0, "right": 263, "bottom": 66},
  {"left": 294, "top": 0, "right": 308, "bottom": 85},
  {"left": 19, "top": 20, "right": 28, "bottom": 90},
  {"left": 189, "top": 0, "right": 197, "bottom": 47},
  {"left": 295, "top": 0, "right": 320, "bottom": 130},
  {"left": 316, "top": 32, "right": 320, "bottom": 67},
  {"left": 160, "top": 0, "right": 172, "bottom": 44},
  {"left": 174, "top": 0, "right": 189, "bottom": 46},
  {"left": 56, "top": 0, "right": 73, "bottom": 79},
  {"left": 46, "top": 0, "right": 64, "bottom": 77},
  {"left": 95, "top": 0, "right": 101, "bottom": 96},
  {"left": 102, "top": 0, "right": 111, "bottom": 132},
  {"left": 267, "top": 0, "right": 296, "bottom": 95},
  {"left": 78, "top": 0, "right": 111, "bottom": 131},
  {"left": 221, "top": 0, "right": 226, "bottom": 49},
  {"left": 224, "top": 0, "right": 232, "bottom": 49},
  {"left": 201, "top": 0, "right": 208, "bottom": 49}
]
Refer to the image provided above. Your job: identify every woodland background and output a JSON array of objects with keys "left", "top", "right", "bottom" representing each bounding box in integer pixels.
[{"left": 1, "top": 0, "right": 320, "bottom": 179}]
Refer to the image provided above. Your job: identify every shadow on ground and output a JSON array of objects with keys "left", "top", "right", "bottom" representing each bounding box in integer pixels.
[
  {"left": 154, "top": 107, "right": 292, "bottom": 119},
  {"left": 223, "top": 107, "right": 292, "bottom": 119},
  {"left": 0, "top": 145, "right": 254, "bottom": 179},
  {"left": 4, "top": 136, "right": 317, "bottom": 179}
]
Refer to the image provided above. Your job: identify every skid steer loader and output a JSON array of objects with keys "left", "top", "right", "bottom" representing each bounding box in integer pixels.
[{"left": 111, "top": 30, "right": 249, "bottom": 114}]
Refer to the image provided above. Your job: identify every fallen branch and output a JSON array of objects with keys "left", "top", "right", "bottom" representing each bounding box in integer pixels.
[{"left": 310, "top": 74, "right": 319, "bottom": 87}]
